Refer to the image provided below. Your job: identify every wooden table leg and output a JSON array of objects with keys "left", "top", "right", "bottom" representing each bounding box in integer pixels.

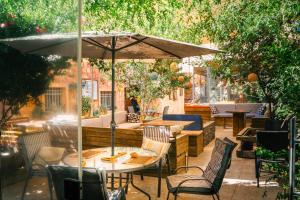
[{"left": 232, "top": 113, "right": 246, "bottom": 136}]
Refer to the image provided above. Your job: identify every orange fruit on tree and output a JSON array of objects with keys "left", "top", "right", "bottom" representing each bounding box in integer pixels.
[
  {"left": 178, "top": 76, "right": 185, "bottom": 82},
  {"left": 170, "top": 62, "right": 179, "bottom": 72},
  {"left": 248, "top": 73, "right": 258, "bottom": 82}
]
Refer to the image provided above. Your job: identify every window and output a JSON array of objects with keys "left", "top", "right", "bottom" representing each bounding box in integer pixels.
[
  {"left": 100, "top": 91, "right": 112, "bottom": 110},
  {"left": 45, "top": 88, "right": 63, "bottom": 112}
]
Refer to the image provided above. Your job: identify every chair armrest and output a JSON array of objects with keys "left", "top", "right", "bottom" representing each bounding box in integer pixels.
[
  {"left": 260, "top": 159, "right": 286, "bottom": 163},
  {"left": 175, "top": 165, "right": 204, "bottom": 174},
  {"left": 175, "top": 177, "right": 215, "bottom": 195}
]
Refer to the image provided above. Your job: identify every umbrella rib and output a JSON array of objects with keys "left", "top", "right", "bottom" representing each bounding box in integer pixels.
[
  {"left": 115, "top": 37, "right": 149, "bottom": 52},
  {"left": 25, "top": 38, "right": 75, "bottom": 54},
  {"left": 131, "top": 36, "right": 181, "bottom": 58},
  {"left": 84, "top": 38, "right": 112, "bottom": 52}
]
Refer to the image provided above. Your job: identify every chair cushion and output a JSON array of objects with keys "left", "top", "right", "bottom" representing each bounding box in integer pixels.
[
  {"left": 166, "top": 174, "right": 212, "bottom": 194},
  {"left": 35, "top": 146, "right": 65, "bottom": 164}
]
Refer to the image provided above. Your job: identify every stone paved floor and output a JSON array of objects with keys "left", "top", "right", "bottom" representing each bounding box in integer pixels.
[{"left": 2, "top": 126, "right": 281, "bottom": 200}]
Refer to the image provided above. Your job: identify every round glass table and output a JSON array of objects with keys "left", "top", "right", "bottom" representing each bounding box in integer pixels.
[
  {"left": 63, "top": 147, "right": 159, "bottom": 200},
  {"left": 63, "top": 147, "right": 158, "bottom": 172}
]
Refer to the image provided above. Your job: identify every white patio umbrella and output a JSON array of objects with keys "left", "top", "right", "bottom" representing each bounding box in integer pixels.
[{"left": 0, "top": 32, "right": 219, "bottom": 156}]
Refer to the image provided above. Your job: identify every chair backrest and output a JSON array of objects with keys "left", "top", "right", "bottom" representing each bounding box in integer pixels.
[
  {"left": 143, "top": 126, "right": 170, "bottom": 143},
  {"left": 203, "top": 138, "right": 236, "bottom": 193},
  {"left": 223, "top": 137, "right": 238, "bottom": 169},
  {"left": 47, "top": 124, "right": 78, "bottom": 153},
  {"left": 163, "top": 106, "right": 169, "bottom": 115},
  {"left": 256, "top": 130, "right": 289, "bottom": 152},
  {"left": 19, "top": 131, "right": 51, "bottom": 170},
  {"left": 47, "top": 165, "right": 108, "bottom": 200},
  {"left": 128, "top": 106, "right": 135, "bottom": 113},
  {"left": 162, "top": 114, "right": 203, "bottom": 130}
]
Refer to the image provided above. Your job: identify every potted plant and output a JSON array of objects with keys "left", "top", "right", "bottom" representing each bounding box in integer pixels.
[{"left": 82, "top": 96, "right": 91, "bottom": 117}]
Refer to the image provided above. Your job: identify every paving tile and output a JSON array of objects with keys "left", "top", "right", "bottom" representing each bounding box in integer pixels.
[{"left": 2, "top": 126, "right": 281, "bottom": 200}]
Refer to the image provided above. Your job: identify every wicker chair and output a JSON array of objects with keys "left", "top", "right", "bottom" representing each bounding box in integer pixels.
[
  {"left": 47, "top": 124, "right": 78, "bottom": 153},
  {"left": 47, "top": 165, "right": 125, "bottom": 200},
  {"left": 138, "top": 126, "right": 171, "bottom": 197},
  {"left": 166, "top": 138, "right": 237, "bottom": 200},
  {"left": 19, "top": 131, "right": 65, "bottom": 200}
]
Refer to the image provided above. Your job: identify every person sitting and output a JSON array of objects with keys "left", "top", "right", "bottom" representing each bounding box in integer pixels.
[{"left": 130, "top": 96, "right": 140, "bottom": 114}]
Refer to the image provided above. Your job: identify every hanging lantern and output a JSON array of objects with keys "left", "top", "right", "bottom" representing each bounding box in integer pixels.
[
  {"left": 178, "top": 76, "right": 185, "bottom": 82},
  {"left": 170, "top": 62, "right": 179, "bottom": 72},
  {"left": 149, "top": 72, "right": 158, "bottom": 80},
  {"left": 248, "top": 73, "right": 258, "bottom": 82}
]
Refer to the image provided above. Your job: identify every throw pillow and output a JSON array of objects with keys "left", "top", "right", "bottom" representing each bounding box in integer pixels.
[
  {"left": 210, "top": 105, "right": 218, "bottom": 114},
  {"left": 127, "top": 113, "right": 140, "bottom": 123},
  {"left": 141, "top": 138, "right": 164, "bottom": 155},
  {"left": 257, "top": 106, "right": 265, "bottom": 115}
]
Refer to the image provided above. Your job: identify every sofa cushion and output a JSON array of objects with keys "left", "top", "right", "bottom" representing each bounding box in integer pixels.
[
  {"left": 214, "top": 104, "right": 235, "bottom": 113},
  {"left": 117, "top": 123, "right": 141, "bottom": 129},
  {"left": 236, "top": 103, "right": 263, "bottom": 113},
  {"left": 246, "top": 113, "right": 258, "bottom": 118},
  {"left": 212, "top": 113, "right": 232, "bottom": 118},
  {"left": 163, "top": 114, "right": 203, "bottom": 130}
]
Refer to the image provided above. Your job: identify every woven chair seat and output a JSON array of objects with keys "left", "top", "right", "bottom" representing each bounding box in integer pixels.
[{"left": 166, "top": 174, "right": 212, "bottom": 194}]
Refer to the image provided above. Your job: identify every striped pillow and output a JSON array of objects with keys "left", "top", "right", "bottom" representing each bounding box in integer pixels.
[{"left": 210, "top": 105, "right": 218, "bottom": 114}]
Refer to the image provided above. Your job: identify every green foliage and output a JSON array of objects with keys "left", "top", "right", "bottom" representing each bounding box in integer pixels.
[
  {"left": 197, "top": 0, "right": 300, "bottom": 119},
  {"left": 112, "top": 60, "right": 190, "bottom": 112},
  {"left": 83, "top": 0, "right": 205, "bottom": 42},
  {"left": 256, "top": 147, "right": 300, "bottom": 199},
  {"left": 82, "top": 96, "right": 91, "bottom": 114},
  {"left": 0, "top": 0, "right": 77, "bottom": 38},
  {"left": 0, "top": 43, "right": 69, "bottom": 128}
]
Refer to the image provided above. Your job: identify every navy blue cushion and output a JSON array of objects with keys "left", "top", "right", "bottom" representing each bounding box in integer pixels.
[{"left": 162, "top": 114, "right": 203, "bottom": 130}]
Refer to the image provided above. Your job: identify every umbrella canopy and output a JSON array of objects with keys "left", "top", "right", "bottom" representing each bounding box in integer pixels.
[
  {"left": 0, "top": 32, "right": 219, "bottom": 158},
  {"left": 0, "top": 32, "right": 219, "bottom": 59}
]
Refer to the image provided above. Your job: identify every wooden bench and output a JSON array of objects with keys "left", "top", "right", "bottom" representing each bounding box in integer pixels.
[{"left": 181, "top": 130, "right": 204, "bottom": 157}]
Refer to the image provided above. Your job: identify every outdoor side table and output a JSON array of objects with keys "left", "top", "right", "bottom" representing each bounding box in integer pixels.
[
  {"left": 63, "top": 147, "right": 159, "bottom": 200},
  {"left": 226, "top": 110, "right": 250, "bottom": 136}
]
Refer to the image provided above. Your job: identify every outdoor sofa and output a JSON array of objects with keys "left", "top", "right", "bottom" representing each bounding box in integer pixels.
[
  {"left": 82, "top": 111, "right": 141, "bottom": 129},
  {"left": 211, "top": 103, "right": 264, "bottom": 127}
]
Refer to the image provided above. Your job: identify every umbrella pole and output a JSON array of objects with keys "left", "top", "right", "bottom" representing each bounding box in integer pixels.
[
  {"left": 111, "top": 36, "right": 116, "bottom": 190},
  {"left": 111, "top": 36, "right": 116, "bottom": 156}
]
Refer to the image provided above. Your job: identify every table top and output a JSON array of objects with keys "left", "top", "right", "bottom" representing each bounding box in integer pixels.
[
  {"left": 63, "top": 147, "right": 159, "bottom": 173},
  {"left": 226, "top": 109, "right": 250, "bottom": 113},
  {"left": 142, "top": 119, "right": 194, "bottom": 127}
]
